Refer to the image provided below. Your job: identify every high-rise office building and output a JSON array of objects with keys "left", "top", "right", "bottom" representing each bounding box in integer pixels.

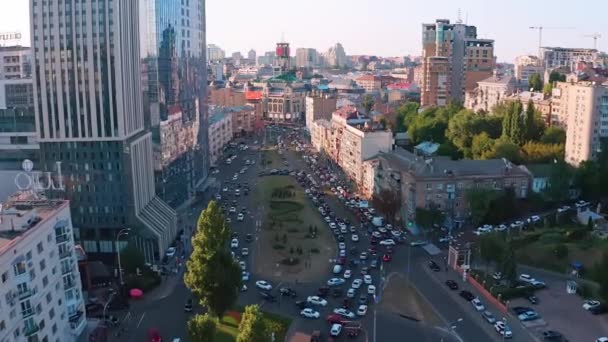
[
  {"left": 296, "top": 48, "right": 319, "bottom": 68},
  {"left": 248, "top": 49, "right": 257, "bottom": 64},
  {"left": 541, "top": 47, "right": 599, "bottom": 70},
  {"left": 141, "top": 0, "right": 209, "bottom": 209},
  {"left": 326, "top": 43, "right": 347, "bottom": 68},
  {"left": 207, "top": 44, "right": 225, "bottom": 62},
  {"left": 420, "top": 19, "right": 495, "bottom": 106},
  {"left": 30, "top": 0, "right": 180, "bottom": 263}
]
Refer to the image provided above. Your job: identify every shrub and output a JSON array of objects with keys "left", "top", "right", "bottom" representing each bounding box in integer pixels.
[
  {"left": 565, "top": 228, "right": 588, "bottom": 242},
  {"left": 511, "top": 232, "right": 542, "bottom": 249},
  {"left": 272, "top": 244, "right": 285, "bottom": 250},
  {"left": 310, "top": 248, "right": 320, "bottom": 254},
  {"left": 554, "top": 244, "right": 569, "bottom": 259},
  {"left": 495, "top": 285, "right": 535, "bottom": 301}
]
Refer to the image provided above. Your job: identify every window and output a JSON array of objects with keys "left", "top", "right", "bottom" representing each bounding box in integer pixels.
[
  {"left": 49, "top": 308, "right": 54, "bottom": 319},
  {"left": 39, "top": 319, "right": 45, "bottom": 330},
  {"left": 52, "top": 324, "right": 57, "bottom": 334},
  {"left": 46, "top": 293, "right": 52, "bottom": 304},
  {"left": 13, "top": 261, "right": 26, "bottom": 276},
  {"left": 0, "top": 320, "right": 5, "bottom": 331},
  {"left": 37, "top": 242, "right": 44, "bottom": 253},
  {"left": 26, "top": 251, "right": 32, "bottom": 260},
  {"left": 42, "top": 276, "right": 48, "bottom": 287},
  {"left": 1, "top": 271, "right": 8, "bottom": 283},
  {"left": 39, "top": 259, "right": 46, "bottom": 271}
]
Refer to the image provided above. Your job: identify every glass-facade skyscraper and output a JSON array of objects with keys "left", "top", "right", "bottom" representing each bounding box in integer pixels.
[{"left": 140, "top": 0, "right": 209, "bottom": 208}]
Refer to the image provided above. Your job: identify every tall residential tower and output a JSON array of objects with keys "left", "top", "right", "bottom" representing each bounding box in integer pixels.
[
  {"left": 420, "top": 19, "right": 495, "bottom": 106},
  {"left": 30, "top": 0, "right": 183, "bottom": 263}
]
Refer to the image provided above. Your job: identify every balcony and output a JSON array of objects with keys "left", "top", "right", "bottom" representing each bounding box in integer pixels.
[
  {"left": 64, "top": 280, "right": 76, "bottom": 290},
  {"left": 21, "top": 308, "right": 34, "bottom": 319},
  {"left": 59, "top": 249, "right": 72, "bottom": 260},
  {"left": 17, "top": 288, "right": 35, "bottom": 300},
  {"left": 23, "top": 324, "right": 39, "bottom": 337},
  {"left": 61, "top": 265, "right": 73, "bottom": 276},
  {"left": 69, "top": 311, "right": 86, "bottom": 335},
  {"left": 56, "top": 234, "right": 70, "bottom": 244}
]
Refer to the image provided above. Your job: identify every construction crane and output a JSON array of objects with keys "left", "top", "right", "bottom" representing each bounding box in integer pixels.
[
  {"left": 583, "top": 33, "right": 602, "bottom": 50},
  {"left": 529, "top": 26, "right": 575, "bottom": 59}
]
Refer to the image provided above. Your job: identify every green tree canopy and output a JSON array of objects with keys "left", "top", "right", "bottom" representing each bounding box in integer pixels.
[
  {"left": 471, "top": 132, "right": 496, "bottom": 160},
  {"left": 188, "top": 314, "right": 218, "bottom": 342},
  {"left": 528, "top": 73, "right": 543, "bottom": 92},
  {"left": 415, "top": 203, "right": 445, "bottom": 236},
  {"left": 446, "top": 109, "right": 501, "bottom": 157},
  {"left": 184, "top": 201, "right": 242, "bottom": 318},
  {"left": 120, "top": 243, "right": 145, "bottom": 274},
  {"left": 524, "top": 101, "right": 545, "bottom": 142},
  {"left": 549, "top": 71, "right": 566, "bottom": 83},
  {"left": 371, "top": 189, "right": 401, "bottom": 224},
  {"left": 521, "top": 142, "right": 564, "bottom": 164},
  {"left": 540, "top": 126, "right": 566, "bottom": 145},
  {"left": 499, "top": 239, "right": 518, "bottom": 285},
  {"left": 543, "top": 83, "right": 553, "bottom": 96},
  {"left": 395, "top": 102, "right": 420, "bottom": 131},
  {"left": 484, "top": 139, "right": 522, "bottom": 164},
  {"left": 478, "top": 234, "right": 506, "bottom": 266},
  {"left": 361, "top": 95, "right": 375, "bottom": 114},
  {"left": 575, "top": 160, "right": 602, "bottom": 201},
  {"left": 546, "top": 160, "right": 574, "bottom": 202},
  {"left": 236, "top": 305, "right": 268, "bottom": 342}
]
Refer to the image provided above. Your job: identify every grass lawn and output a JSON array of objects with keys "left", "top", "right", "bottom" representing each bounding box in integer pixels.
[{"left": 214, "top": 309, "right": 291, "bottom": 342}]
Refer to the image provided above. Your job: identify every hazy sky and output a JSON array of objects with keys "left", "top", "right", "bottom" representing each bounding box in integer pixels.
[{"left": 3, "top": 0, "right": 607, "bottom": 62}]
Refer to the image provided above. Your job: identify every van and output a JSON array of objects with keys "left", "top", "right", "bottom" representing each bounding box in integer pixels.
[{"left": 332, "top": 264, "right": 342, "bottom": 274}]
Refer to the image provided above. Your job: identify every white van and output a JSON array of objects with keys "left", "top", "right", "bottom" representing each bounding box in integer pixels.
[{"left": 332, "top": 264, "right": 342, "bottom": 274}]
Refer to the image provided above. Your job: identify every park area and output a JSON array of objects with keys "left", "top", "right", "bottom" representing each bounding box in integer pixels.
[
  {"left": 253, "top": 174, "right": 336, "bottom": 282},
  {"left": 215, "top": 309, "right": 291, "bottom": 342}
]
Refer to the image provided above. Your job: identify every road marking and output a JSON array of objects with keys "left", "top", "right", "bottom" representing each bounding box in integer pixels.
[{"left": 136, "top": 312, "right": 146, "bottom": 329}]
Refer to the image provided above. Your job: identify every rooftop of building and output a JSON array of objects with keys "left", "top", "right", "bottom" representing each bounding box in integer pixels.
[
  {"left": 0, "top": 191, "right": 68, "bottom": 253},
  {"left": 509, "top": 91, "right": 546, "bottom": 102},
  {"left": 478, "top": 74, "right": 515, "bottom": 86},
  {"left": 356, "top": 74, "right": 380, "bottom": 81},
  {"left": 209, "top": 110, "right": 231, "bottom": 125},
  {"left": 524, "top": 163, "right": 555, "bottom": 178},
  {"left": 0, "top": 45, "right": 30, "bottom": 53},
  {"left": 377, "top": 148, "right": 531, "bottom": 179}
]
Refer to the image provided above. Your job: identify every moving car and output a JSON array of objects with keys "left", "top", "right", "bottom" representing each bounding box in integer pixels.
[
  {"left": 343, "top": 270, "right": 352, "bottom": 279},
  {"left": 542, "top": 330, "right": 565, "bottom": 341},
  {"left": 279, "top": 287, "right": 297, "bottom": 298},
  {"left": 347, "top": 288, "right": 356, "bottom": 298},
  {"left": 518, "top": 310, "right": 539, "bottom": 321},
  {"left": 259, "top": 291, "right": 276, "bottom": 302},
  {"left": 300, "top": 308, "right": 320, "bottom": 319},
  {"left": 255, "top": 280, "right": 272, "bottom": 291},
  {"left": 184, "top": 299, "right": 193, "bottom": 312},
  {"left": 357, "top": 305, "right": 368, "bottom": 316},
  {"left": 583, "top": 300, "right": 601, "bottom": 311},
  {"left": 445, "top": 280, "right": 458, "bottom": 290},
  {"left": 379, "top": 239, "right": 395, "bottom": 246},
  {"left": 237, "top": 213, "right": 244, "bottom": 221},
  {"left": 482, "top": 310, "right": 496, "bottom": 324},
  {"left": 428, "top": 260, "right": 441, "bottom": 272},
  {"left": 494, "top": 321, "right": 513, "bottom": 339},
  {"left": 241, "top": 272, "right": 250, "bottom": 282},
  {"left": 351, "top": 234, "right": 359, "bottom": 242},
  {"left": 363, "top": 275, "right": 372, "bottom": 284},
  {"left": 471, "top": 298, "right": 485, "bottom": 311},
  {"left": 382, "top": 254, "right": 391, "bottom": 262},
  {"left": 327, "top": 278, "right": 345, "bottom": 286},
  {"left": 330, "top": 324, "right": 342, "bottom": 337},
  {"left": 230, "top": 239, "right": 239, "bottom": 248},
  {"left": 367, "top": 285, "right": 376, "bottom": 295},
  {"left": 352, "top": 279, "right": 362, "bottom": 289},
  {"left": 333, "top": 308, "right": 355, "bottom": 319},
  {"left": 241, "top": 248, "right": 249, "bottom": 256},
  {"left": 165, "top": 247, "right": 177, "bottom": 258},
  {"left": 307, "top": 296, "right": 328, "bottom": 307}
]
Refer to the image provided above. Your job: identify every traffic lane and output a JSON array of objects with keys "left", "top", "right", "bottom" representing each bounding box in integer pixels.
[
  {"left": 409, "top": 259, "right": 498, "bottom": 342},
  {"left": 375, "top": 310, "right": 459, "bottom": 342}
]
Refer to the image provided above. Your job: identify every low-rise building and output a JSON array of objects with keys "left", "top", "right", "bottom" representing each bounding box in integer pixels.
[
  {"left": 464, "top": 74, "right": 516, "bottom": 112},
  {"left": 355, "top": 75, "right": 382, "bottom": 93},
  {"left": 226, "top": 105, "right": 256, "bottom": 136},
  {"left": 263, "top": 75, "right": 307, "bottom": 121},
  {"left": 505, "top": 91, "right": 552, "bottom": 124},
  {"left": 209, "top": 87, "right": 246, "bottom": 107},
  {"left": 311, "top": 119, "right": 332, "bottom": 153},
  {"left": 514, "top": 55, "right": 544, "bottom": 85},
  {"left": 0, "top": 191, "right": 87, "bottom": 342},
  {"left": 208, "top": 109, "right": 233, "bottom": 166},
  {"left": 375, "top": 148, "right": 532, "bottom": 226}
]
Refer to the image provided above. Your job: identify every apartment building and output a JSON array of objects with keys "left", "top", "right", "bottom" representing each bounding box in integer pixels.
[
  {"left": 207, "top": 44, "right": 225, "bottom": 62},
  {"left": 296, "top": 48, "right": 319, "bottom": 68},
  {"left": 209, "top": 87, "right": 246, "bottom": 107},
  {"left": 305, "top": 92, "right": 337, "bottom": 131},
  {"left": 263, "top": 80, "right": 306, "bottom": 121},
  {"left": 228, "top": 105, "right": 257, "bottom": 136},
  {"left": 208, "top": 109, "right": 233, "bottom": 166},
  {"left": 541, "top": 47, "right": 599, "bottom": 70},
  {"left": 375, "top": 148, "right": 532, "bottom": 225},
  {"left": 464, "top": 74, "right": 516, "bottom": 112},
  {"left": 311, "top": 119, "right": 332, "bottom": 153},
  {"left": 551, "top": 81, "right": 608, "bottom": 166},
  {"left": 0, "top": 46, "right": 31, "bottom": 80},
  {"left": 0, "top": 192, "right": 86, "bottom": 342},
  {"left": 514, "top": 55, "right": 544, "bottom": 85},
  {"left": 355, "top": 75, "right": 382, "bottom": 93},
  {"left": 505, "top": 91, "right": 552, "bottom": 124},
  {"left": 421, "top": 19, "right": 495, "bottom": 106}
]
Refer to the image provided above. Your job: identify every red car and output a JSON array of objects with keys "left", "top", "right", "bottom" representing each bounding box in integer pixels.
[
  {"left": 337, "top": 256, "right": 346, "bottom": 265},
  {"left": 326, "top": 314, "right": 345, "bottom": 324},
  {"left": 382, "top": 254, "right": 392, "bottom": 262},
  {"left": 148, "top": 329, "right": 162, "bottom": 342}
]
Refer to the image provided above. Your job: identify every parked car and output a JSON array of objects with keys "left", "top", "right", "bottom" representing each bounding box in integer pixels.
[
  {"left": 459, "top": 290, "right": 475, "bottom": 301},
  {"left": 445, "top": 280, "right": 459, "bottom": 290},
  {"left": 518, "top": 310, "right": 540, "bottom": 321},
  {"left": 279, "top": 287, "right": 297, "bottom": 298},
  {"left": 494, "top": 321, "right": 513, "bottom": 339},
  {"left": 327, "top": 278, "right": 345, "bottom": 286},
  {"left": 482, "top": 310, "right": 496, "bottom": 324},
  {"left": 255, "top": 280, "right": 272, "bottom": 291},
  {"left": 333, "top": 308, "right": 355, "bottom": 319},
  {"left": 471, "top": 298, "right": 485, "bottom": 311},
  {"left": 542, "top": 330, "right": 565, "bottom": 341},
  {"left": 260, "top": 292, "right": 276, "bottom": 302},
  {"left": 330, "top": 323, "right": 342, "bottom": 337},
  {"left": 428, "top": 260, "right": 441, "bottom": 272},
  {"left": 300, "top": 308, "right": 320, "bottom": 319},
  {"left": 583, "top": 300, "right": 601, "bottom": 311}
]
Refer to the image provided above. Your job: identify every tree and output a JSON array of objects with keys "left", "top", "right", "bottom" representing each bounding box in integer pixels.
[
  {"left": 528, "top": 73, "right": 543, "bottom": 92},
  {"left": 484, "top": 139, "right": 522, "bottom": 164},
  {"left": 471, "top": 132, "right": 495, "bottom": 159},
  {"left": 361, "top": 95, "right": 375, "bottom": 114},
  {"left": 371, "top": 189, "right": 401, "bottom": 223},
  {"left": 415, "top": 203, "right": 445, "bottom": 237},
  {"left": 236, "top": 305, "right": 268, "bottom": 342},
  {"left": 509, "top": 103, "right": 524, "bottom": 145},
  {"left": 549, "top": 71, "right": 566, "bottom": 83},
  {"left": 188, "top": 314, "right": 218, "bottom": 342},
  {"left": 546, "top": 160, "right": 573, "bottom": 202},
  {"left": 478, "top": 234, "right": 505, "bottom": 267},
  {"left": 498, "top": 239, "right": 517, "bottom": 286},
  {"left": 575, "top": 160, "right": 602, "bottom": 201},
  {"left": 465, "top": 189, "right": 499, "bottom": 225},
  {"left": 524, "top": 100, "right": 544, "bottom": 141},
  {"left": 395, "top": 102, "right": 420, "bottom": 131},
  {"left": 184, "top": 201, "right": 242, "bottom": 318},
  {"left": 521, "top": 142, "right": 564, "bottom": 163},
  {"left": 120, "top": 243, "right": 145, "bottom": 274},
  {"left": 543, "top": 83, "right": 553, "bottom": 96},
  {"left": 437, "top": 141, "right": 463, "bottom": 160},
  {"left": 540, "top": 126, "right": 566, "bottom": 145}
]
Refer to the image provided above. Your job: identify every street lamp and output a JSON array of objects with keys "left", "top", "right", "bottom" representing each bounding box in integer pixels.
[{"left": 116, "top": 228, "right": 131, "bottom": 287}]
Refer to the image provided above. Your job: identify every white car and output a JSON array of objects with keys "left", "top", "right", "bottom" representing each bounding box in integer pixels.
[
  {"left": 351, "top": 234, "right": 359, "bottom": 242},
  {"left": 230, "top": 239, "right": 239, "bottom": 248},
  {"left": 391, "top": 230, "right": 402, "bottom": 238},
  {"left": 222, "top": 187, "right": 228, "bottom": 192},
  {"left": 333, "top": 308, "right": 355, "bottom": 319},
  {"left": 255, "top": 280, "right": 272, "bottom": 291},
  {"left": 239, "top": 261, "right": 246, "bottom": 270},
  {"left": 379, "top": 239, "right": 395, "bottom": 246},
  {"left": 372, "top": 231, "right": 382, "bottom": 239},
  {"left": 583, "top": 300, "right": 601, "bottom": 310},
  {"left": 367, "top": 285, "right": 376, "bottom": 295},
  {"left": 596, "top": 338, "right": 608, "bottom": 342},
  {"left": 229, "top": 207, "right": 236, "bottom": 213},
  {"left": 340, "top": 227, "right": 348, "bottom": 234},
  {"left": 357, "top": 305, "right": 368, "bottom": 316},
  {"left": 494, "top": 321, "right": 513, "bottom": 338},
  {"left": 338, "top": 242, "right": 346, "bottom": 250},
  {"left": 519, "top": 274, "right": 535, "bottom": 283},
  {"left": 352, "top": 279, "right": 362, "bottom": 289},
  {"left": 241, "top": 248, "right": 249, "bottom": 256},
  {"left": 471, "top": 298, "right": 485, "bottom": 311},
  {"left": 306, "top": 296, "right": 328, "bottom": 307},
  {"left": 237, "top": 213, "right": 244, "bottom": 221},
  {"left": 324, "top": 216, "right": 331, "bottom": 222},
  {"left": 242, "top": 271, "right": 250, "bottom": 281},
  {"left": 215, "top": 194, "right": 222, "bottom": 200},
  {"left": 343, "top": 270, "right": 352, "bottom": 279},
  {"left": 329, "top": 222, "right": 337, "bottom": 229},
  {"left": 359, "top": 252, "right": 368, "bottom": 260},
  {"left": 300, "top": 308, "right": 320, "bottom": 319},
  {"left": 378, "top": 227, "right": 387, "bottom": 233},
  {"left": 327, "top": 278, "right": 345, "bottom": 286},
  {"left": 165, "top": 247, "right": 177, "bottom": 258},
  {"left": 363, "top": 274, "right": 372, "bottom": 284},
  {"left": 330, "top": 323, "right": 342, "bottom": 337},
  {"left": 347, "top": 288, "right": 356, "bottom": 298},
  {"left": 530, "top": 215, "right": 541, "bottom": 223},
  {"left": 339, "top": 249, "right": 346, "bottom": 257}
]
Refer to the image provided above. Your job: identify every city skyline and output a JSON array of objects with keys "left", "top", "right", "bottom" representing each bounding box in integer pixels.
[{"left": 2, "top": 0, "right": 607, "bottom": 62}]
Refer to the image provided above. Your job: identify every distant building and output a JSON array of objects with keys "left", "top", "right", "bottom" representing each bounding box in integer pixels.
[
  {"left": 464, "top": 74, "right": 516, "bottom": 112},
  {"left": 374, "top": 148, "right": 532, "bottom": 226},
  {"left": 514, "top": 55, "right": 544, "bottom": 85},
  {"left": 355, "top": 75, "right": 382, "bottom": 93},
  {"left": 541, "top": 47, "right": 600, "bottom": 70},
  {"left": 296, "top": 48, "right": 319, "bottom": 68},
  {"left": 326, "top": 43, "right": 348, "bottom": 68},
  {"left": 0, "top": 46, "right": 31, "bottom": 79},
  {"left": 228, "top": 105, "right": 257, "bottom": 136},
  {"left": 209, "top": 62, "right": 224, "bottom": 81},
  {"left": 525, "top": 164, "right": 553, "bottom": 193},
  {"left": 209, "top": 87, "right": 246, "bottom": 107},
  {"left": 0, "top": 192, "right": 87, "bottom": 341},
  {"left": 552, "top": 81, "right": 608, "bottom": 166},
  {"left": 262, "top": 74, "right": 307, "bottom": 121},
  {"left": 421, "top": 19, "right": 495, "bottom": 106},
  {"left": 207, "top": 44, "right": 225, "bottom": 62},
  {"left": 247, "top": 49, "right": 257, "bottom": 64},
  {"left": 306, "top": 91, "right": 337, "bottom": 131},
  {"left": 506, "top": 91, "right": 552, "bottom": 124},
  {"left": 208, "top": 109, "right": 233, "bottom": 166},
  {"left": 257, "top": 51, "right": 276, "bottom": 66}
]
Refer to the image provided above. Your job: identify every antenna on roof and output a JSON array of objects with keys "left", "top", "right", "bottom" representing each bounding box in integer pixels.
[
  {"left": 280, "top": 32, "right": 285, "bottom": 43},
  {"left": 456, "top": 8, "right": 463, "bottom": 24}
]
